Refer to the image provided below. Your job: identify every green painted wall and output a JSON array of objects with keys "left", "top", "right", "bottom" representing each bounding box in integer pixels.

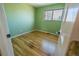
[
  {"left": 4, "top": 4, "right": 35, "bottom": 36},
  {"left": 35, "top": 3, "right": 65, "bottom": 34},
  {"left": 4, "top": 3, "right": 65, "bottom": 37}
]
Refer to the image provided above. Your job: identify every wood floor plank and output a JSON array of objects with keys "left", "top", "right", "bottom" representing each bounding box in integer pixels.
[{"left": 12, "top": 31, "right": 58, "bottom": 56}]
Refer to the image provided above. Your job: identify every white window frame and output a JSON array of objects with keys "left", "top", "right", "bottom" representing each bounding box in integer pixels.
[{"left": 44, "top": 9, "right": 64, "bottom": 21}]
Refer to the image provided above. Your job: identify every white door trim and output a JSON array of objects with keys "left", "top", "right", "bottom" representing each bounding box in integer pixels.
[
  {"left": 0, "top": 4, "right": 14, "bottom": 56},
  {"left": 57, "top": 3, "right": 79, "bottom": 56}
]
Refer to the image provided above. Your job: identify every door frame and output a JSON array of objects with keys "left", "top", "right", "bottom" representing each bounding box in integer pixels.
[
  {"left": 56, "top": 3, "right": 68, "bottom": 56},
  {"left": 57, "top": 3, "right": 79, "bottom": 56},
  {"left": 0, "top": 4, "right": 14, "bottom": 56}
]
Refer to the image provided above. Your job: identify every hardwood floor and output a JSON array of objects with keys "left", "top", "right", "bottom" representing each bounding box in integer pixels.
[
  {"left": 66, "top": 41, "right": 79, "bottom": 56},
  {"left": 12, "top": 31, "right": 58, "bottom": 56}
]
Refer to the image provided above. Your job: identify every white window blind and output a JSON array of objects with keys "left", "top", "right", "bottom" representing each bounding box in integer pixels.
[{"left": 44, "top": 9, "right": 63, "bottom": 21}]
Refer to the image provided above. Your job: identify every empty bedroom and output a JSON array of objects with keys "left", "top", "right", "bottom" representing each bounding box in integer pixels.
[
  {"left": 1, "top": 3, "right": 79, "bottom": 56},
  {"left": 3, "top": 3, "right": 64, "bottom": 56}
]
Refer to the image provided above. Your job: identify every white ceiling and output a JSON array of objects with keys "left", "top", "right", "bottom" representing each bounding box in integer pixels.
[{"left": 29, "top": 3, "right": 53, "bottom": 7}]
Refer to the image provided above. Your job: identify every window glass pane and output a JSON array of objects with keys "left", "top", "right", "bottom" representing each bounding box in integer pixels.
[
  {"left": 53, "top": 9, "right": 63, "bottom": 20},
  {"left": 45, "top": 11, "right": 53, "bottom": 20},
  {"left": 44, "top": 11, "right": 48, "bottom": 20},
  {"left": 66, "top": 8, "right": 79, "bottom": 22}
]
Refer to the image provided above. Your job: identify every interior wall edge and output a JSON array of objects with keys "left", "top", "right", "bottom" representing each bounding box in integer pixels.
[
  {"left": 35, "top": 30, "right": 58, "bottom": 36},
  {"left": 11, "top": 29, "right": 58, "bottom": 39}
]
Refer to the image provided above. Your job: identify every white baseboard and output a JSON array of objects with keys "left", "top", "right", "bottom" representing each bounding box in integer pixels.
[
  {"left": 35, "top": 30, "right": 58, "bottom": 36},
  {"left": 11, "top": 30, "right": 34, "bottom": 39},
  {"left": 11, "top": 30, "right": 58, "bottom": 39}
]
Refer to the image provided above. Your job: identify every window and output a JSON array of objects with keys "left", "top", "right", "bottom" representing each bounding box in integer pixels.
[
  {"left": 44, "top": 11, "right": 53, "bottom": 20},
  {"left": 44, "top": 9, "right": 63, "bottom": 21},
  {"left": 53, "top": 9, "right": 63, "bottom": 20},
  {"left": 66, "top": 7, "right": 79, "bottom": 22}
]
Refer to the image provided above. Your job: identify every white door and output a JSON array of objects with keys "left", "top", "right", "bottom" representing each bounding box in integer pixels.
[
  {"left": 0, "top": 4, "right": 14, "bottom": 56},
  {"left": 57, "top": 3, "right": 79, "bottom": 56}
]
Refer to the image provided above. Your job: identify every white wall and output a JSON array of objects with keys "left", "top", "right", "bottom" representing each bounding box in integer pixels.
[{"left": 70, "top": 10, "right": 79, "bottom": 41}]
